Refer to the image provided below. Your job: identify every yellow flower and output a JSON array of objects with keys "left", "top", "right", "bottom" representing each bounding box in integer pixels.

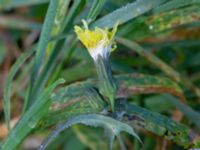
[{"left": 74, "top": 20, "right": 118, "bottom": 60}]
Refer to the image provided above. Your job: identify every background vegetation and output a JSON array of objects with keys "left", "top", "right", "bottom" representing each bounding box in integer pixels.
[{"left": 0, "top": 0, "right": 200, "bottom": 150}]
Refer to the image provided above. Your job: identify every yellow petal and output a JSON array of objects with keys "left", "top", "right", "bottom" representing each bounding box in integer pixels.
[{"left": 74, "top": 21, "right": 118, "bottom": 53}]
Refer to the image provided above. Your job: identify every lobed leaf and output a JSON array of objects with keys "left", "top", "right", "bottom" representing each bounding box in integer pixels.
[
  {"left": 121, "top": 102, "right": 196, "bottom": 148},
  {"left": 52, "top": 74, "right": 184, "bottom": 104},
  {"left": 38, "top": 114, "right": 140, "bottom": 150},
  {"left": 39, "top": 95, "right": 198, "bottom": 149}
]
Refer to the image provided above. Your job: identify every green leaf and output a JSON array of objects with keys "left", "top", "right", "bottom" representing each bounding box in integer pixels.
[
  {"left": 3, "top": 48, "right": 35, "bottom": 131},
  {"left": 122, "top": 103, "right": 194, "bottom": 148},
  {"left": 38, "top": 87, "right": 106, "bottom": 128},
  {"left": 144, "top": 95, "right": 174, "bottom": 113},
  {"left": 163, "top": 94, "right": 200, "bottom": 128},
  {"left": 27, "top": 0, "right": 86, "bottom": 109},
  {"left": 116, "top": 37, "right": 200, "bottom": 98},
  {"left": 52, "top": 74, "right": 184, "bottom": 104},
  {"left": 2, "top": 79, "right": 65, "bottom": 150},
  {"left": 27, "top": 0, "right": 60, "bottom": 109},
  {"left": 51, "top": 79, "right": 93, "bottom": 103},
  {"left": 45, "top": 128, "right": 87, "bottom": 150},
  {"left": 0, "top": 0, "right": 49, "bottom": 9},
  {"left": 153, "top": 0, "right": 200, "bottom": 13},
  {"left": 72, "top": 126, "right": 108, "bottom": 150},
  {"left": 0, "top": 41, "right": 6, "bottom": 64},
  {"left": 50, "top": 0, "right": 71, "bottom": 37},
  {"left": 116, "top": 74, "right": 184, "bottom": 99},
  {"left": 39, "top": 99, "right": 94, "bottom": 128},
  {"left": 87, "top": 0, "right": 106, "bottom": 22},
  {"left": 38, "top": 114, "right": 140, "bottom": 150},
  {"left": 116, "top": 37, "right": 181, "bottom": 82},
  {"left": 144, "top": 94, "right": 200, "bottom": 129},
  {"left": 148, "top": 5, "right": 200, "bottom": 32},
  {"left": 0, "top": 16, "right": 42, "bottom": 30},
  {"left": 91, "top": 0, "right": 167, "bottom": 28},
  {"left": 39, "top": 73, "right": 185, "bottom": 129},
  {"left": 84, "top": 87, "right": 106, "bottom": 111},
  {"left": 40, "top": 96, "right": 197, "bottom": 149}
]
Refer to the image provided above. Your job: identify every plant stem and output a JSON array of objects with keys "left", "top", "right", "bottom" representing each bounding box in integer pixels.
[{"left": 94, "top": 55, "right": 117, "bottom": 111}]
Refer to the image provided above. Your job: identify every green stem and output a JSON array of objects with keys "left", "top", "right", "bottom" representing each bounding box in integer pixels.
[{"left": 94, "top": 55, "right": 117, "bottom": 111}]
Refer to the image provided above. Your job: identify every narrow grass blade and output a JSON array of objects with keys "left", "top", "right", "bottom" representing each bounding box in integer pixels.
[
  {"left": 116, "top": 37, "right": 181, "bottom": 82},
  {"left": 0, "top": 0, "right": 49, "bottom": 9},
  {"left": 50, "top": 0, "right": 71, "bottom": 37},
  {"left": 164, "top": 94, "right": 200, "bottom": 128},
  {"left": 2, "top": 79, "right": 65, "bottom": 150},
  {"left": 3, "top": 48, "right": 35, "bottom": 131},
  {"left": 148, "top": 5, "right": 200, "bottom": 32},
  {"left": 116, "top": 37, "right": 200, "bottom": 99},
  {"left": 87, "top": 0, "right": 106, "bottom": 22},
  {"left": 27, "top": 0, "right": 60, "bottom": 109},
  {"left": 31, "top": 0, "right": 59, "bottom": 86},
  {"left": 26, "top": 0, "right": 86, "bottom": 108},
  {"left": 33, "top": 0, "right": 103, "bottom": 95},
  {"left": 153, "top": 0, "right": 200, "bottom": 13},
  {"left": 91, "top": 0, "right": 167, "bottom": 28},
  {"left": 0, "top": 16, "right": 42, "bottom": 30}
]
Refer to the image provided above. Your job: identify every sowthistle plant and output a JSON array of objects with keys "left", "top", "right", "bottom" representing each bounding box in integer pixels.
[
  {"left": 74, "top": 20, "right": 118, "bottom": 111},
  {"left": 2, "top": 1, "right": 200, "bottom": 149}
]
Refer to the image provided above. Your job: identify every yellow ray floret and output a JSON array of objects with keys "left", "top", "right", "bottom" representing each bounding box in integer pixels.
[{"left": 74, "top": 21, "right": 118, "bottom": 53}]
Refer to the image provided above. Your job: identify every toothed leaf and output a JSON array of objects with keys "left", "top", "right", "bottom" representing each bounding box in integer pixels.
[{"left": 39, "top": 114, "right": 140, "bottom": 150}]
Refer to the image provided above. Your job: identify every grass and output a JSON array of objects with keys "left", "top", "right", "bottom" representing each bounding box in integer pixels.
[{"left": 0, "top": 0, "right": 200, "bottom": 149}]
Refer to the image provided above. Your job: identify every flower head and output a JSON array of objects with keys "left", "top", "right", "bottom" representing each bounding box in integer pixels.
[
  {"left": 74, "top": 20, "right": 118, "bottom": 111},
  {"left": 74, "top": 20, "right": 117, "bottom": 60}
]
